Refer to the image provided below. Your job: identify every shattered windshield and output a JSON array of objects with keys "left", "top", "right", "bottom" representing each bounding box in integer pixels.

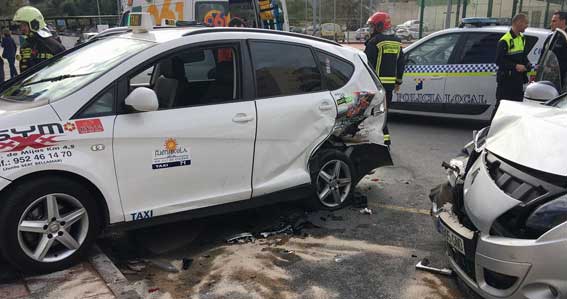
[{"left": 0, "top": 37, "right": 153, "bottom": 103}]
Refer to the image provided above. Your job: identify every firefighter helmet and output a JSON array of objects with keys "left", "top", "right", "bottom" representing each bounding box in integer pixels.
[
  {"left": 367, "top": 12, "right": 392, "bottom": 31},
  {"left": 13, "top": 6, "right": 47, "bottom": 32}
]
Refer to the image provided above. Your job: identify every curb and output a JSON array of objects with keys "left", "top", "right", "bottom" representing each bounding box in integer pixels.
[{"left": 89, "top": 246, "right": 141, "bottom": 299}]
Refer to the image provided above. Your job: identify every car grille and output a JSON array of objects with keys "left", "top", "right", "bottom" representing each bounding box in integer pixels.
[
  {"left": 449, "top": 246, "right": 476, "bottom": 282},
  {"left": 485, "top": 152, "right": 565, "bottom": 206}
]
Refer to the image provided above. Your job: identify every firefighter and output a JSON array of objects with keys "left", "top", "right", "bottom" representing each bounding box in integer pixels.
[
  {"left": 495, "top": 13, "right": 531, "bottom": 108},
  {"left": 364, "top": 11, "right": 404, "bottom": 146},
  {"left": 13, "top": 6, "right": 65, "bottom": 73}
]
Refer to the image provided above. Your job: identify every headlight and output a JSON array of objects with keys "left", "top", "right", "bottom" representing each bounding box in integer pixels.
[
  {"left": 525, "top": 195, "right": 567, "bottom": 235},
  {"left": 473, "top": 126, "right": 490, "bottom": 152}
]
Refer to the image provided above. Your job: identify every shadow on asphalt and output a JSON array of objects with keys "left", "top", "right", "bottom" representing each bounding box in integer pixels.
[{"left": 388, "top": 113, "right": 489, "bottom": 131}]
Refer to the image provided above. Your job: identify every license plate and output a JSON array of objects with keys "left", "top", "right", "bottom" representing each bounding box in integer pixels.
[{"left": 446, "top": 228, "right": 465, "bottom": 255}]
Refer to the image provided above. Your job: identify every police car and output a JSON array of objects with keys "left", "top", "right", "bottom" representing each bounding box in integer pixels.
[
  {"left": 0, "top": 13, "right": 391, "bottom": 273},
  {"left": 392, "top": 18, "right": 550, "bottom": 121}
]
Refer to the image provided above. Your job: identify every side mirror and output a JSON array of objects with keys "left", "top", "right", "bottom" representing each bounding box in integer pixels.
[
  {"left": 125, "top": 87, "right": 159, "bottom": 112},
  {"left": 524, "top": 81, "right": 559, "bottom": 103}
]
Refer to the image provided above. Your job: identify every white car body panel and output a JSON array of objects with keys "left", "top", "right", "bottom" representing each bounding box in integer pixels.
[
  {"left": 114, "top": 101, "right": 256, "bottom": 221},
  {"left": 487, "top": 100, "right": 567, "bottom": 176},
  {"left": 252, "top": 91, "right": 336, "bottom": 196},
  {"left": 392, "top": 26, "right": 550, "bottom": 121}
]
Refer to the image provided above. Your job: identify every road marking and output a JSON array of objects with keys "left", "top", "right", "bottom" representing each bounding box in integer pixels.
[{"left": 376, "top": 204, "right": 431, "bottom": 216}]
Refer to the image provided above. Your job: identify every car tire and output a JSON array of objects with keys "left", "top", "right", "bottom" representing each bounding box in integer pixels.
[
  {"left": 0, "top": 176, "right": 101, "bottom": 274},
  {"left": 308, "top": 149, "right": 355, "bottom": 210}
]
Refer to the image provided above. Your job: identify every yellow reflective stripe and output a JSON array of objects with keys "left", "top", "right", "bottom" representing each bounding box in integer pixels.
[
  {"left": 380, "top": 76, "right": 397, "bottom": 83},
  {"left": 404, "top": 72, "right": 495, "bottom": 77}
]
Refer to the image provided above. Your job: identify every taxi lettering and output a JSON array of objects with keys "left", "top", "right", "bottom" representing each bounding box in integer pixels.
[{"left": 131, "top": 210, "right": 154, "bottom": 221}]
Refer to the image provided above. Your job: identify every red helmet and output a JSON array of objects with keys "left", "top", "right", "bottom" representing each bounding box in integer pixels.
[{"left": 367, "top": 12, "right": 391, "bottom": 31}]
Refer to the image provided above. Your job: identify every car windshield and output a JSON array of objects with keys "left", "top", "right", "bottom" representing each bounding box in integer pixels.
[
  {"left": 546, "top": 93, "right": 567, "bottom": 108},
  {"left": 0, "top": 37, "right": 153, "bottom": 103},
  {"left": 537, "top": 30, "right": 567, "bottom": 93},
  {"left": 322, "top": 24, "right": 335, "bottom": 31}
]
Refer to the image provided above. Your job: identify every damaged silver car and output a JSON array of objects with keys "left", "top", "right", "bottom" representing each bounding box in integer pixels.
[{"left": 430, "top": 29, "right": 567, "bottom": 299}]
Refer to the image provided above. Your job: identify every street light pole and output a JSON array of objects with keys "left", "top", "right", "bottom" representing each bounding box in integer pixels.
[
  {"left": 96, "top": 0, "right": 102, "bottom": 25},
  {"left": 360, "top": 0, "right": 363, "bottom": 29}
]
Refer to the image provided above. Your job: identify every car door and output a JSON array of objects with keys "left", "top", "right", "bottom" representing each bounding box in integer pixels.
[
  {"left": 248, "top": 40, "right": 337, "bottom": 197},
  {"left": 443, "top": 32, "right": 500, "bottom": 119},
  {"left": 113, "top": 43, "right": 256, "bottom": 221},
  {"left": 393, "top": 33, "right": 460, "bottom": 114}
]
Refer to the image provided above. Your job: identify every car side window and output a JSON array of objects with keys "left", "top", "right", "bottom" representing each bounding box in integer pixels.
[
  {"left": 405, "top": 33, "right": 460, "bottom": 65},
  {"left": 457, "top": 33, "right": 501, "bottom": 64},
  {"left": 250, "top": 41, "right": 322, "bottom": 98},
  {"left": 76, "top": 85, "right": 115, "bottom": 118},
  {"left": 316, "top": 51, "right": 354, "bottom": 90},
  {"left": 127, "top": 45, "right": 239, "bottom": 110}
]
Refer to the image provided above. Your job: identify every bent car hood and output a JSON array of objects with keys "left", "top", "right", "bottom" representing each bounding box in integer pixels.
[{"left": 486, "top": 100, "right": 567, "bottom": 176}]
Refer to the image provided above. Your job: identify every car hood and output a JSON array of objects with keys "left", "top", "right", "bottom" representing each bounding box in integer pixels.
[
  {"left": 0, "top": 100, "right": 60, "bottom": 128},
  {"left": 486, "top": 100, "right": 567, "bottom": 176}
]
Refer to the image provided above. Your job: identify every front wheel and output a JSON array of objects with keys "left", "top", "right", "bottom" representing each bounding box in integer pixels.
[
  {"left": 0, "top": 177, "right": 101, "bottom": 274},
  {"left": 309, "top": 149, "right": 355, "bottom": 210}
]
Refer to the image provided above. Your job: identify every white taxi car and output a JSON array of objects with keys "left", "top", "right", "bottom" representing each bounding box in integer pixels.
[
  {"left": 0, "top": 15, "right": 391, "bottom": 273},
  {"left": 393, "top": 21, "right": 550, "bottom": 121}
]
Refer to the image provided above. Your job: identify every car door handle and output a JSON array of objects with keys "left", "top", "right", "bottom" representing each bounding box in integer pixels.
[
  {"left": 232, "top": 113, "right": 254, "bottom": 123},
  {"left": 319, "top": 102, "right": 335, "bottom": 111}
]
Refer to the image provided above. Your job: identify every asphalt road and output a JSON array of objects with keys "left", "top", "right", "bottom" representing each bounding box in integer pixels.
[{"left": 97, "top": 114, "right": 486, "bottom": 299}]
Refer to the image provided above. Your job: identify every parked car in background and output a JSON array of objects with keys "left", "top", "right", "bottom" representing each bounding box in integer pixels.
[
  {"left": 355, "top": 27, "right": 371, "bottom": 41},
  {"left": 395, "top": 27, "right": 419, "bottom": 41},
  {"left": 320, "top": 23, "right": 345, "bottom": 42},
  {"left": 395, "top": 19, "right": 428, "bottom": 32},
  {"left": 392, "top": 20, "right": 549, "bottom": 121}
]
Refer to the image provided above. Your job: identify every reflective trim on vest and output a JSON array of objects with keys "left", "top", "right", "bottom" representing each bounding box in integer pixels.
[{"left": 500, "top": 31, "right": 525, "bottom": 56}]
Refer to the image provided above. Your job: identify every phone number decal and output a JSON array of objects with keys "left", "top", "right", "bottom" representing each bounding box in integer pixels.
[{"left": 1, "top": 145, "right": 75, "bottom": 172}]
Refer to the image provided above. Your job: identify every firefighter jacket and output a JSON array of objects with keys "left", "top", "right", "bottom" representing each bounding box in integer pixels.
[
  {"left": 364, "top": 32, "right": 405, "bottom": 91},
  {"left": 19, "top": 32, "right": 65, "bottom": 72}
]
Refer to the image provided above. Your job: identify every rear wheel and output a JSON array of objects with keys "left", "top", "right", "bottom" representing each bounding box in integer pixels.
[
  {"left": 309, "top": 149, "right": 355, "bottom": 210},
  {"left": 0, "top": 177, "right": 101, "bottom": 274}
]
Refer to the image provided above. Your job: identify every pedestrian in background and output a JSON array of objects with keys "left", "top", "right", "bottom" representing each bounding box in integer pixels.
[
  {"left": 1, "top": 28, "right": 18, "bottom": 79},
  {"left": 495, "top": 13, "right": 531, "bottom": 114}
]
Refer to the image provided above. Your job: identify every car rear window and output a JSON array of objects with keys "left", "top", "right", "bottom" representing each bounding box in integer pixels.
[
  {"left": 316, "top": 51, "right": 354, "bottom": 90},
  {"left": 250, "top": 41, "right": 322, "bottom": 98}
]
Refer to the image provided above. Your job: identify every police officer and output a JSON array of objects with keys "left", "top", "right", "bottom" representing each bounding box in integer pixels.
[
  {"left": 13, "top": 6, "right": 65, "bottom": 73},
  {"left": 364, "top": 12, "right": 404, "bottom": 146},
  {"left": 495, "top": 13, "right": 530, "bottom": 108}
]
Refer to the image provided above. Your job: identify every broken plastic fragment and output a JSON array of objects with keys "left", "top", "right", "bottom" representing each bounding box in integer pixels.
[
  {"left": 226, "top": 232, "right": 256, "bottom": 244},
  {"left": 415, "top": 258, "right": 453, "bottom": 276},
  {"left": 359, "top": 208, "right": 373, "bottom": 215}
]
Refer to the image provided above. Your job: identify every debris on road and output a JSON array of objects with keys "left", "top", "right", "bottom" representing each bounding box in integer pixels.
[
  {"left": 259, "top": 224, "right": 293, "bottom": 238},
  {"left": 146, "top": 259, "right": 179, "bottom": 273},
  {"left": 371, "top": 178, "right": 380, "bottom": 182},
  {"left": 415, "top": 258, "right": 453, "bottom": 276},
  {"left": 182, "top": 258, "right": 193, "bottom": 270},
  {"left": 334, "top": 255, "right": 345, "bottom": 263},
  {"left": 127, "top": 263, "right": 145, "bottom": 272},
  {"left": 351, "top": 192, "right": 368, "bottom": 208},
  {"left": 359, "top": 208, "right": 373, "bottom": 215},
  {"left": 148, "top": 287, "right": 160, "bottom": 293},
  {"left": 227, "top": 232, "right": 256, "bottom": 244}
]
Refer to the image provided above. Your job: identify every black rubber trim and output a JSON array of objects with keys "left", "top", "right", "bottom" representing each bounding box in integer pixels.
[{"left": 182, "top": 27, "right": 342, "bottom": 47}]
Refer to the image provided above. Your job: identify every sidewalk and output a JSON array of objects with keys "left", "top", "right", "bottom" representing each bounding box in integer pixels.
[{"left": 0, "top": 248, "right": 140, "bottom": 299}]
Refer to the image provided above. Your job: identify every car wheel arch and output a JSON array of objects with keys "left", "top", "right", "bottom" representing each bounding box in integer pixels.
[{"left": 0, "top": 170, "right": 110, "bottom": 231}]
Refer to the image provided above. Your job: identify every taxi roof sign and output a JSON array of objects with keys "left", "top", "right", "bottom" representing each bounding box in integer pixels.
[
  {"left": 161, "top": 19, "right": 176, "bottom": 27},
  {"left": 129, "top": 12, "right": 153, "bottom": 33}
]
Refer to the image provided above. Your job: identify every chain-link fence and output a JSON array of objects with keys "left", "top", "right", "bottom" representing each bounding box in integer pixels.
[{"left": 287, "top": 0, "right": 565, "bottom": 41}]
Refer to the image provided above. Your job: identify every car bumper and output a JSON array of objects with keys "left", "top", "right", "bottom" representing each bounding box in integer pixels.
[{"left": 432, "top": 174, "right": 567, "bottom": 299}]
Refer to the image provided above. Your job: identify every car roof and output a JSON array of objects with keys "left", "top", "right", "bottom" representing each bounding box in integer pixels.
[
  {"left": 108, "top": 26, "right": 345, "bottom": 45},
  {"left": 429, "top": 25, "right": 550, "bottom": 37}
]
